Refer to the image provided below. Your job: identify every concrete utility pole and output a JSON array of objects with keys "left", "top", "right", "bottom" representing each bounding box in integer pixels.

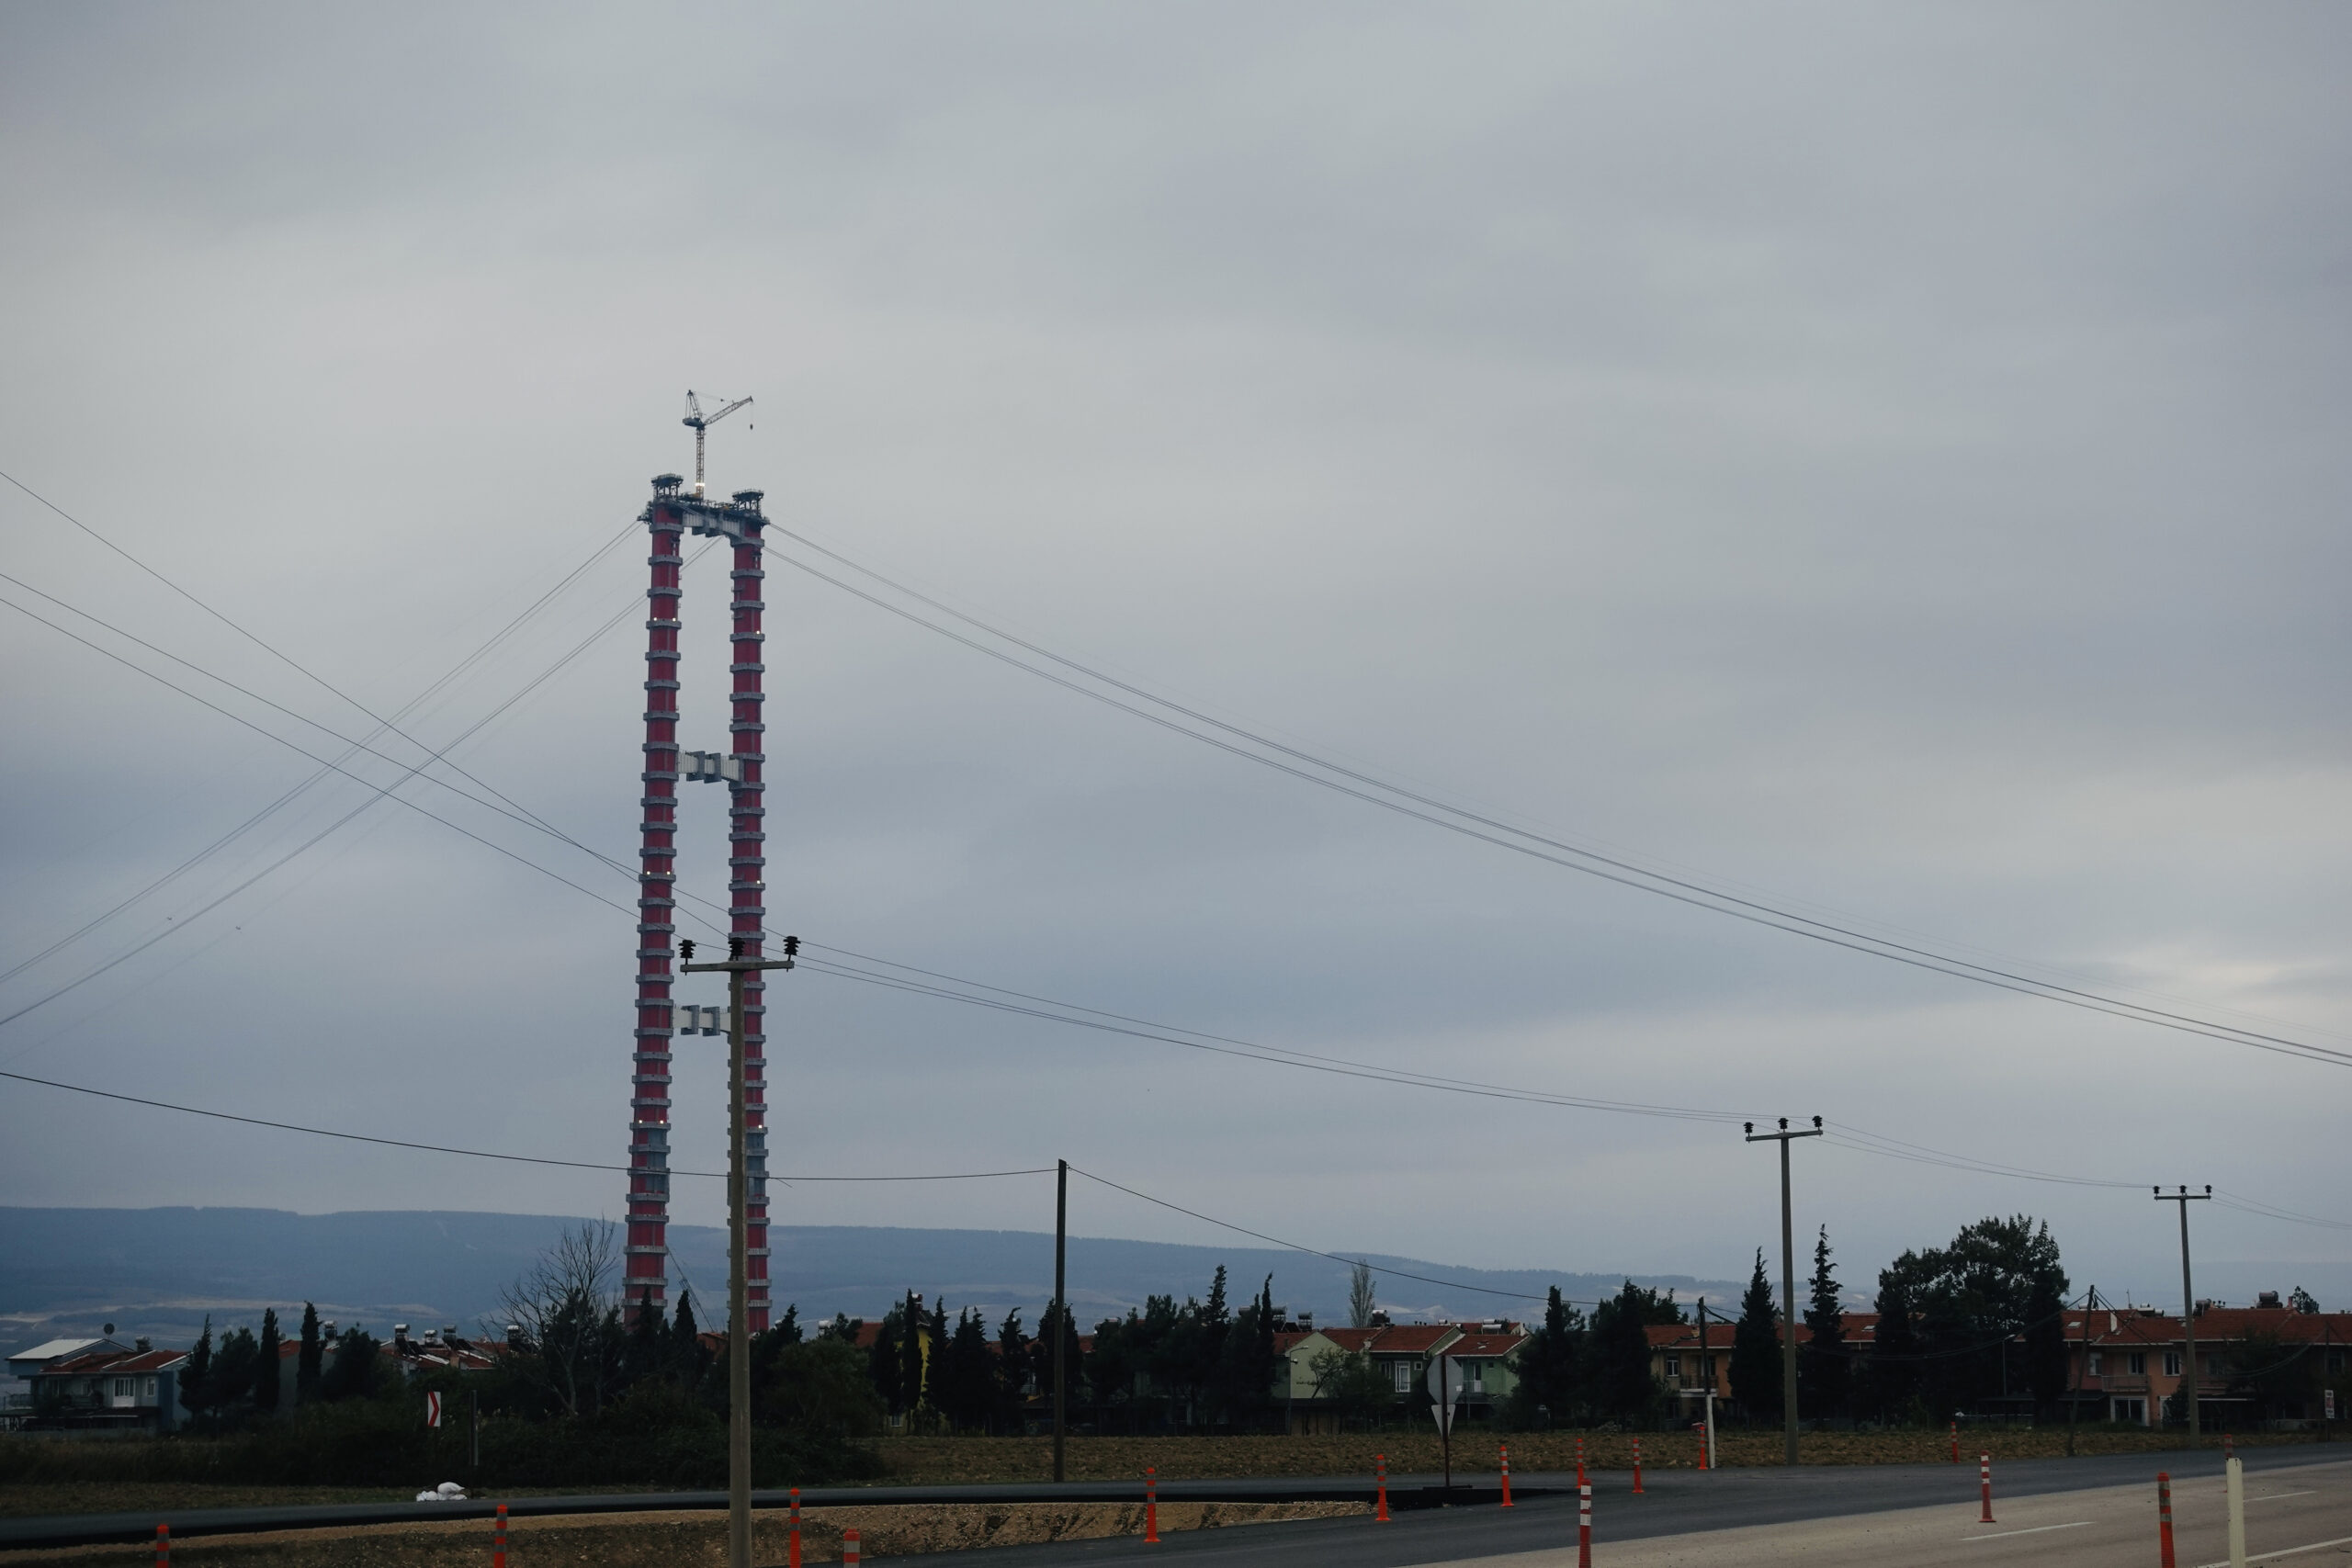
[
  {"left": 1746, "top": 1116, "right": 1823, "bottom": 1466},
  {"left": 683, "top": 936, "right": 798, "bottom": 1568},
  {"left": 1695, "top": 1295, "right": 1717, "bottom": 1464},
  {"left": 2154, "top": 1185, "right": 2212, "bottom": 1450},
  {"left": 2066, "top": 1286, "right": 2097, "bottom": 1457},
  {"left": 1054, "top": 1157, "right": 1069, "bottom": 1483}
]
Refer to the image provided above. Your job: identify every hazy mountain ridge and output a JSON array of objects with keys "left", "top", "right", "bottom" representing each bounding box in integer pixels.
[{"left": 0, "top": 1206, "right": 1741, "bottom": 1349}]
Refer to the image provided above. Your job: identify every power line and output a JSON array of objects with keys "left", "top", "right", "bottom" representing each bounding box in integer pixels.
[
  {"left": 8, "top": 480, "right": 2344, "bottom": 1231},
  {"left": 0, "top": 465, "right": 635, "bottom": 886},
  {"left": 766, "top": 529, "right": 2351, "bottom": 1071},
  {"left": 0, "top": 1068, "right": 1050, "bottom": 1182},
  {"left": 797, "top": 951, "right": 1746, "bottom": 1125},
  {"left": 0, "top": 517, "right": 644, "bottom": 995},
  {"left": 0, "top": 603, "right": 640, "bottom": 1032},
  {"left": 0, "top": 468, "right": 650, "bottom": 981},
  {"left": 0, "top": 535, "right": 721, "bottom": 1036},
  {"left": 1067, "top": 1163, "right": 1566, "bottom": 1305},
  {"left": 788, "top": 945, "right": 2352, "bottom": 1229}
]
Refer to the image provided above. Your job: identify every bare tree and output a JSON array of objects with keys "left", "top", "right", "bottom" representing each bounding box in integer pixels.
[
  {"left": 495, "top": 1220, "right": 624, "bottom": 1417},
  {"left": 1349, "top": 1261, "right": 1378, "bottom": 1330}
]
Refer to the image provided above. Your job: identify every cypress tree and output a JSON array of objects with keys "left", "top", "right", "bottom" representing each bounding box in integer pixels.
[
  {"left": 1729, "top": 1249, "right": 1782, "bottom": 1421},
  {"left": 1800, "top": 1226, "right": 1849, "bottom": 1420},
  {"left": 898, "top": 1292, "right": 926, "bottom": 1416},
  {"left": 937, "top": 1308, "right": 996, "bottom": 1430},
  {"left": 179, "top": 1317, "right": 214, "bottom": 1426},
  {"left": 321, "top": 1326, "right": 380, "bottom": 1402},
  {"left": 995, "top": 1309, "right": 1032, "bottom": 1427},
  {"left": 210, "top": 1327, "right": 259, "bottom": 1411},
  {"left": 254, "top": 1308, "right": 282, "bottom": 1413},
  {"left": 623, "top": 1299, "right": 659, "bottom": 1384},
  {"left": 670, "top": 1292, "right": 706, "bottom": 1388},
  {"left": 1037, "top": 1300, "right": 1084, "bottom": 1412},
  {"left": 1588, "top": 1280, "right": 1660, "bottom": 1422},
  {"left": 923, "top": 1297, "right": 949, "bottom": 1413},
  {"left": 297, "top": 1303, "right": 322, "bottom": 1403},
  {"left": 1869, "top": 1269, "right": 1919, "bottom": 1421},
  {"left": 868, "top": 1303, "right": 904, "bottom": 1416},
  {"left": 1504, "top": 1286, "right": 1583, "bottom": 1427},
  {"left": 1197, "top": 1266, "right": 1232, "bottom": 1409}
]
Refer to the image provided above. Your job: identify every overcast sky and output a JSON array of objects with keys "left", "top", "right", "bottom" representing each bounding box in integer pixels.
[{"left": 3, "top": 2, "right": 2347, "bottom": 1317}]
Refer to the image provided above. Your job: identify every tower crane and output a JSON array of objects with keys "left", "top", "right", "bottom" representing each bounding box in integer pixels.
[{"left": 682, "top": 390, "right": 752, "bottom": 496}]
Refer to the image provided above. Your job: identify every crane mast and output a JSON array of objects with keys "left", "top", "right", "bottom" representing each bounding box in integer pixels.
[{"left": 682, "top": 389, "right": 753, "bottom": 496}]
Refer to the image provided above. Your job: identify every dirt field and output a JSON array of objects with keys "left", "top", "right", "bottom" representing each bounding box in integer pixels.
[
  {"left": 871, "top": 1427, "right": 2321, "bottom": 1483},
  {"left": 0, "top": 1500, "right": 1364, "bottom": 1566}
]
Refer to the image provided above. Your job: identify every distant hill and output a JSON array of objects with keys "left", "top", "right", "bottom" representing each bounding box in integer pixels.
[{"left": 0, "top": 1206, "right": 1741, "bottom": 1352}]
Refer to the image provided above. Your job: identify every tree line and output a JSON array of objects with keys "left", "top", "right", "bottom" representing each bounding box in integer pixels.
[
  {"left": 174, "top": 1303, "right": 405, "bottom": 1428},
  {"left": 1712, "top": 1214, "right": 2075, "bottom": 1427},
  {"left": 846, "top": 1266, "right": 1285, "bottom": 1434}
]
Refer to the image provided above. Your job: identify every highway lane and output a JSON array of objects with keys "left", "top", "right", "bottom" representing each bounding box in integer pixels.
[
  {"left": 905, "top": 1446, "right": 2349, "bottom": 1568},
  {"left": 1424, "top": 1457, "right": 2352, "bottom": 1567},
  {"left": 4, "top": 1443, "right": 2341, "bottom": 1561}
]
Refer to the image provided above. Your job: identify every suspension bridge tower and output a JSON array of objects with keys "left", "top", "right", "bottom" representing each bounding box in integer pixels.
[{"left": 624, "top": 402, "right": 772, "bottom": 1330}]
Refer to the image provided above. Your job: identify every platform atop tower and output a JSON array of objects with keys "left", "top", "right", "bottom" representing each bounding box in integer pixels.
[{"left": 644, "top": 475, "right": 766, "bottom": 541}]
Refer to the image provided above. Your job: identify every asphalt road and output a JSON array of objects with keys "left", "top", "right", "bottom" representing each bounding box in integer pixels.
[
  {"left": 0, "top": 1477, "right": 1507, "bottom": 1551},
  {"left": 903, "top": 1446, "right": 2349, "bottom": 1568},
  {"left": 1428, "top": 1458, "right": 2352, "bottom": 1568},
  {"left": 6, "top": 1443, "right": 2343, "bottom": 1563}
]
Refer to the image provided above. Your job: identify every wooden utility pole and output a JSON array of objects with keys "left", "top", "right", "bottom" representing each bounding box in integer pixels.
[
  {"left": 1746, "top": 1117, "right": 1823, "bottom": 1466},
  {"left": 683, "top": 937, "right": 798, "bottom": 1568},
  {"left": 1054, "top": 1158, "right": 1069, "bottom": 1483}
]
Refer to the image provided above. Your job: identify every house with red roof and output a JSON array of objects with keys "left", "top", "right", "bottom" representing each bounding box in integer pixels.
[
  {"left": 16, "top": 1340, "right": 190, "bottom": 1433},
  {"left": 1647, "top": 1313, "right": 1881, "bottom": 1419},
  {"left": 2060, "top": 1294, "right": 2352, "bottom": 1428},
  {"left": 1279, "top": 1318, "right": 1528, "bottom": 1434}
]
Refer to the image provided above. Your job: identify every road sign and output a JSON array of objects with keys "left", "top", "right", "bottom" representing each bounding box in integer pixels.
[
  {"left": 425, "top": 1391, "right": 442, "bottom": 1427},
  {"left": 1425, "top": 1356, "right": 1467, "bottom": 1435}
]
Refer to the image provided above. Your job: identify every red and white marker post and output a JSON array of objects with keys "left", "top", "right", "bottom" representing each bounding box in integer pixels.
[
  {"left": 1694, "top": 1421, "right": 1709, "bottom": 1470},
  {"left": 2157, "top": 1472, "right": 2177, "bottom": 1568},
  {"left": 1375, "top": 1454, "right": 1390, "bottom": 1523},
  {"left": 1499, "top": 1442, "right": 1514, "bottom": 1507},
  {"left": 1978, "top": 1452, "right": 1995, "bottom": 1524},
  {"left": 842, "top": 1526, "right": 861, "bottom": 1567},
  {"left": 1632, "top": 1435, "right": 1645, "bottom": 1495},
  {"left": 492, "top": 1504, "right": 505, "bottom": 1568},
  {"left": 1576, "top": 1435, "right": 1587, "bottom": 1486},
  {"left": 1577, "top": 1482, "right": 1593, "bottom": 1568},
  {"left": 2224, "top": 1432, "right": 2235, "bottom": 1462},
  {"left": 153, "top": 1524, "right": 168, "bottom": 1568},
  {"left": 1951, "top": 1419, "right": 1960, "bottom": 1463},
  {"left": 788, "top": 1486, "right": 802, "bottom": 1568},
  {"left": 1144, "top": 1466, "right": 1160, "bottom": 1544}
]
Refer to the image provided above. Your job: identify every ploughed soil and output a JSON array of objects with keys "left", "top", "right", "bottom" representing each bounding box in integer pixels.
[{"left": 0, "top": 1501, "right": 1364, "bottom": 1565}]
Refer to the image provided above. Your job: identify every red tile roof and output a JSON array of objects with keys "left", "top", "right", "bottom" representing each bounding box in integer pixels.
[
  {"left": 2062, "top": 1307, "right": 2352, "bottom": 1347},
  {"left": 1445, "top": 1331, "right": 1528, "bottom": 1358},
  {"left": 1645, "top": 1313, "right": 1879, "bottom": 1351},
  {"left": 45, "top": 1348, "right": 187, "bottom": 1375}
]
